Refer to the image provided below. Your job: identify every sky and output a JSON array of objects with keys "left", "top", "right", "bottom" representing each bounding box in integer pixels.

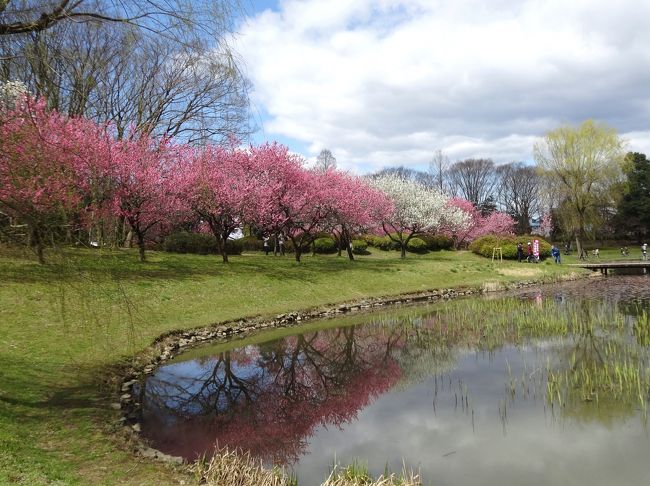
[{"left": 235, "top": 0, "right": 650, "bottom": 173}]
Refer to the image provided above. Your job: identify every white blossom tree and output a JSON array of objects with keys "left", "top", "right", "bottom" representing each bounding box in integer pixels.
[
  {"left": 0, "top": 79, "right": 28, "bottom": 109},
  {"left": 371, "top": 173, "right": 469, "bottom": 258}
]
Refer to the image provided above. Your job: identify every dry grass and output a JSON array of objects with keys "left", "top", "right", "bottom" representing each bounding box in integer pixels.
[
  {"left": 192, "top": 450, "right": 422, "bottom": 486},
  {"left": 322, "top": 463, "right": 422, "bottom": 486},
  {"left": 192, "top": 449, "right": 296, "bottom": 486},
  {"left": 496, "top": 266, "right": 543, "bottom": 277}
]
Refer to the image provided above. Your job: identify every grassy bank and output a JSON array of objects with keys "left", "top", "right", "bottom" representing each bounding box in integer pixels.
[{"left": 0, "top": 247, "right": 582, "bottom": 485}]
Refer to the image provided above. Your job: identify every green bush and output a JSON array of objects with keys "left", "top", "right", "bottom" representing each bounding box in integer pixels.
[
  {"left": 351, "top": 239, "right": 369, "bottom": 255},
  {"left": 361, "top": 234, "right": 386, "bottom": 248},
  {"left": 239, "top": 235, "right": 263, "bottom": 252},
  {"left": 163, "top": 232, "right": 242, "bottom": 255},
  {"left": 164, "top": 232, "right": 215, "bottom": 254},
  {"left": 419, "top": 234, "right": 454, "bottom": 251},
  {"left": 407, "top": 237, "right": 428, "bottom": 253},
  {"left": 378, "top": 235, "right": 401, "bottom": 251},
  {"left": 469, "top": 234, "right": 551, "bottom": 260},
  {"left": 225, "top": 239, "right": 243, "bottom": 255},
  {"left": 313, "top": 237, "right": 337, "bottom": 254}
]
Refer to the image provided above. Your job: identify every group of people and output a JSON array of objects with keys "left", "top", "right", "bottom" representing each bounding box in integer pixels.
[
  {"left": 547, "top": 243, "right": 649, "bottom": 262},
  {"left": 516, "top": 241, "right": 563, "bottom": 264},
  {"left": 619, "top": 244, "right": 648, "bottom": 259},
  {"left": 262, "top": 234, "right": 285, "bottom": 256},
  {"left": 516, "top": 242, "right": 541, "bottom": 263}
]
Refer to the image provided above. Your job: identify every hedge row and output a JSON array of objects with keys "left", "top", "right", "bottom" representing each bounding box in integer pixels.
[
  {"left": 164, "top": 232, "right": 243, "bottom": 255},
  {"left": 469, "top": 234, "right": 551, "bottom": 260},
  {"left": 361, "top": 233, "right": 454, "bottom": 252},
  {"left": 165, "top": 232, "right": 453, "bottom": 256}
]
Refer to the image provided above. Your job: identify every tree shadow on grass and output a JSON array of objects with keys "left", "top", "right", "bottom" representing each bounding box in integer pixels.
[
  {"left": 0, "top": 354, "right": 123, "bottom": 428},
  {"left": 0, "top": 249, "right": 426, "bottom": 285}
]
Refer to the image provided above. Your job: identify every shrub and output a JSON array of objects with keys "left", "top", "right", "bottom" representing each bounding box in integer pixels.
[
  {"left": 239, "top": 235, "right": 263, "bottom": 252},
  {"left": 361, "top": 234, "right": 385, "bottom": 248},
  {"left": 378, "top": 235, "right": 401, "bottom": 251},
  {"left": 469, "top": 234, "right": 551, "bottom": 260},
  {"left": 313, "top": 237, "right": 337, "bottom": 254},
  {"left": 164, "top": 232, "right": 242, "bottom": 255},
  {"left": 164, "top": 232, "right": 216, "bottom": 254},
  {"left": 225, "top": 239, "right": 243, "bottom": 255},
  {"left": 361, "top": 233, "right": 419, "bottom": 251},
  {"left": 351, "top": 239, "right": 369, "bottom": 255},
  {"left": 407, "top": 237, "right": 428, "bottom": 253},
  {"left": 419, "top": 234, "right": 454, "bottom": 251}
]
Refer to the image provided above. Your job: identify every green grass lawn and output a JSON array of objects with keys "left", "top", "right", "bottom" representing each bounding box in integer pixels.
[{"left": 0, "top": 246, "right": 583, "bottom": 485}]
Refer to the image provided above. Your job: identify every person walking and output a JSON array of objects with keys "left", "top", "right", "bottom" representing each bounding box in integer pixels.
[
  {"left": 527, "top": 241, "right": 533, "bottom": 263},
  {"left": 516, "top": 242, "right": 524, "bottom": 263},
  {"left": 551, "top": 245, "right": 561, "bottom": 264},
  {"left": 643, "top": 243, "right": 648, "bottom": 261},
  {"left": 263, "top": 235, "right": 270, "bottom": 255},
  {"left": 278, "top": 233, "right": 285, "bottom": 256}
]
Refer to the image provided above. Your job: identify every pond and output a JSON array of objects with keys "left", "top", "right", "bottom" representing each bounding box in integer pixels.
[{"left": 139, "top": 276, "right": 650, "bottom": 485}]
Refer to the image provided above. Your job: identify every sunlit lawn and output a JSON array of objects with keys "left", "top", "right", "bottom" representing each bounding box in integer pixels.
[{"left": 0, "top": 246, "right": 583, "bottom": 485}]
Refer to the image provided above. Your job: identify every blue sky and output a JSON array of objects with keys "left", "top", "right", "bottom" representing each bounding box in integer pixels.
[{"left": 235, "top": 0, "right": 650, "bottom": 174}]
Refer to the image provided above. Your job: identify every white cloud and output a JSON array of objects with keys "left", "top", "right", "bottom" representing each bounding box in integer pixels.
[{"left": 237, "top": 0, "right": 650, "bottom": 172}]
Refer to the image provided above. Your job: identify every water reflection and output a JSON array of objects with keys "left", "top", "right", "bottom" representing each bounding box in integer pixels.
[
  {"left": 141, "top": 276, "right": 650, "bottom": 485},
  {"left": 142, "top": 326, "right": 406, "bottom": 462}
]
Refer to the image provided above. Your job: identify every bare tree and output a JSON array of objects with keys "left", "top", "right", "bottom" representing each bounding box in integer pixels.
[
  {"left": 447, "top": 158, "right": 497, "bottom": 211},
  {"left": 370, "top": 166, "right": 434, "bottom": 187},
  {"left": 94, "top": 36, "right": 251, "bottom": 143},
  {"left": 0, "top": 1, "right": 242, "bottom": 41},
  {"left": 496, "top": 162, "right": 540, "bottom": 234},
  {"left": 1, "top": 2, "right": 251, "bottom": 143},
  {"left": 429, "top": 149, "right": 449, "bottom": 193},
  {"left": 314, "top": 148, "right": 336, "bottom": 172}
]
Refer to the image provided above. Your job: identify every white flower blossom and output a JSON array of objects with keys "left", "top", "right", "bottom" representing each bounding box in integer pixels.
[
  {"left": 371, "top": 173, "right": 469, "bottom": 234},
  {"left": 0, "top": 80, "right": 28, "bottom": 109}
]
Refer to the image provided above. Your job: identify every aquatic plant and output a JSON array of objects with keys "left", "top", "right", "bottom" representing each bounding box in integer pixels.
[
  {"left": 192, "top": 448, "right": 296, "bottom": 486},
  {"left": 323, "top": 460, "right": 421, "bottom": 486}
]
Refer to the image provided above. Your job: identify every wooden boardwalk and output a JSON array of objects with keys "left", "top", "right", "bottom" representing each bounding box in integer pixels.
[{"left": 569, "top": 261, "right": 650, "bottom": 275}]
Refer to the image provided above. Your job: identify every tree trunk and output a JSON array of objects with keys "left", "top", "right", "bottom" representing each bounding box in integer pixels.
[
  {"left": 220, "top": 235, "right": 229, "bottom": 263},
  {"left": 333, "top": 231, "right": 342, "bottom": 257},
  {"left": 401, "top": 234, "right": 415, "bottom": 259},
  {"left": 292, "top": 237, "right": 302, "bottom": 262},
  {"left": 37, "top": 243, "right": 45, "bottom": 264},
  {"left": 31, "top": 227, "right": 45, "bottom": 264},
  {"left": 575, "top": 235, "right": 584, "bottom": 260},
  {"left": 213, "top": 233, "right": 229, "bottom": 263},
  {"left": 346, "top": 241, "right": 354, "bottom": 261},
  {"left": 343, "top": 228, "right": 354, "bottom": 260},
  {"left": 136, "top": 231, "right": 146, "bottom": 262}
]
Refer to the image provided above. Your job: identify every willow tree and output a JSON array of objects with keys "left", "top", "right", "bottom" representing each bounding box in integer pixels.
[{"left": 534, "top": 120, "right": 625, "bottom": 257}]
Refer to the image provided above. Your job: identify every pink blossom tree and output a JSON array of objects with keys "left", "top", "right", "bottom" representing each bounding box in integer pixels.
[
  {"left": 110, "top": 135, "right": 181, "bottom": 262},
  {"left": 245, "top": 143, "right": 333, "bottom": 262},
  {"left": 318, "top": 169, "right": 393, "bottom": 260},
  {"left": 174, "top": 144, "right": 252, "bottom": 263},
  {"left": 282, "top": 169, "right": 335, "bottom": 262},
  {"left": 445, "top": 197, "right": 515, "bottom": 248},
  {"left": 0, "top": 97, "right": 111, "bottom": 263},
  {"left": 539, "top": 213, "right": 553, "bottom": 237}
]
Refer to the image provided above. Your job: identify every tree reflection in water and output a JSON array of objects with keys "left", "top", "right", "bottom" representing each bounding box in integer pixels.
[
  {"left": 141, "top": 325, "right": 405, "bottom": 462},
  {"left": 140, "top": 278, "right": 650, "bottom": 469}
]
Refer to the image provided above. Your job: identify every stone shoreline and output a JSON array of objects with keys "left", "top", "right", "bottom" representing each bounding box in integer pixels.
[{"left": 112, "top": 270, "right": 592, "bottom": 464}]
